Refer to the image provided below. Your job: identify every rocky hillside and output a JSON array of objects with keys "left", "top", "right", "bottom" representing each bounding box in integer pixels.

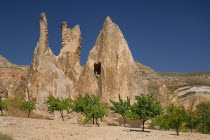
[
  {"left": 0, "top": 55, "right": 27, "bottom": 98},
  {"left": 137, "top": 62, "right": 210, "bottom": 110}
]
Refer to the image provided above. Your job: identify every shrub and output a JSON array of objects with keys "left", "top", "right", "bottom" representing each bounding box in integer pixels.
[
  {"left": 126, "top": 94, "right": 162, "bottom": 131},
  {"left": 20, "top": 100, "right": 36, "bottom": 118},
  {"left": 0, "top": 98, "right": 8, "bottom": 116},
  {"left": 165, "top": 104, "right": 186, "bottom": 136},
  {"left": 71, "top": 94, "right": 108, "bottom": 126},
  {"left": 185, "top": 110, "right": 198, "bottom": 132},
  {"left": 4, "top": 90, "right": 25, "bottom": 117},
  {"left": 195, "top": 102, "right": 210, "bottom": 134},
  {"left": 45, "top": 96, "right": 71, "bottom": 121},
  {"left": 149, "top": 114, "right": 170, "bottom": 130},
  {"left": 110, "top": 95, "right": 130, "bottom": 127}
]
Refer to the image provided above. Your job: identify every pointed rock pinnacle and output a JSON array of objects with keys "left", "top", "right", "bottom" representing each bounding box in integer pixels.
[{"left": 39, "top": 12, "right": 49, "bottom": 47}]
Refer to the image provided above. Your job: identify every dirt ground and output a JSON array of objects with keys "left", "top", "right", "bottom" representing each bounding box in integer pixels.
[{"left": 0, "top": 116, "right": 209, "bottom": 140}]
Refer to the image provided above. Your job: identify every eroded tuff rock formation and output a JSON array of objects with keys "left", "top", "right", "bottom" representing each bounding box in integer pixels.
[
  {"left": 18, "top": 13, "right": 82, "bottom": 115},
  {"left": 76, "top": 17, "right": 147, "bottom": 102},
  {"left": 2, "top": 13, "right": 208, "bottom": 117},
  {"left": 16, "top": 13, "right": 147, "bottom": 116}
]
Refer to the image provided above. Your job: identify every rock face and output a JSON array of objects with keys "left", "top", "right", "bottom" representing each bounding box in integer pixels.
[
  {"left": 137, "top": 62, "right": 210, "bottom": 109},
  {"left": 0, "top": 55, "right": 27, "bottom": 97},
  {"left": 58, "top": 21, "right": 82, "bottom": 95},
  {"left": 76, "top": 17, "right": 147, "bottom": 102},
  {"left": 0, "top": 55, "right": 27, "bottom": 83},
  {"left": 18, "top": 13, "right": 82, "bottom": 115}
]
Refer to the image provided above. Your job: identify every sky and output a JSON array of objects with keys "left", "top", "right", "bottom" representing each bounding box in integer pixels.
[{"left": 0, "top": 0, "right": 209, "bottom": 72}]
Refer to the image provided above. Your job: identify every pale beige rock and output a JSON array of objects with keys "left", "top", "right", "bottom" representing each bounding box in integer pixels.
[
  {"left": 76, "top": 17, "right": 147, "bottom": 102},
  {"left": 58, "top": 21, "right": 82, "bottom": 98},
  {"left": 18, "top": 13, "right": 82, "bottom": 116}
]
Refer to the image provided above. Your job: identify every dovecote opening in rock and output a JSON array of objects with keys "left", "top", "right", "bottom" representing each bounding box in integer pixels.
[{"left": 94, "top": 62, "right": 101, "bottom": 76}]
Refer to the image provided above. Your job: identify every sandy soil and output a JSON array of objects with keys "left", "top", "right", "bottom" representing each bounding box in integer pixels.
[{"left": 0, "top": 116, "right": 209, "bottom": 140}]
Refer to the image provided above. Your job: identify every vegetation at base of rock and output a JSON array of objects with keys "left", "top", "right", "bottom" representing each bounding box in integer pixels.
[
  {"left": 126, "top": 94, "right": 162, "bottom": 131},
  {"left": 0, "top": 97, "right": 8, "bottom": 116},
  {"left": 150, "top": 102, "right": 210, "bottom": 135},
  {"left": 71, "top": 94, "right": 108, "bottom": 126},
  {"left": 45, "top": 96, "right": 71, "bottom": 121},
  {"left": 195, "top": 102, "right": 210, "bottom": 134},
  {"left": 20, "top": 100, "right": 36, "bottom": 118},
  {"left": 0, "top": 132, "right": 13, "bottom": 140},
  {"left": 4, "top": 90, "right": 27, "bottom": 117},
  {"left": 164, "top": 104, "right": 187, "bottom": 136},
  {"left": 185, "top": 110, "right": 197, "bottom": 132},
  {"left": 110, "top": 95, "right": 131, "bottom": 127},
  {"left": 149, "top": 114, "right": 170, "bottom": 130}
]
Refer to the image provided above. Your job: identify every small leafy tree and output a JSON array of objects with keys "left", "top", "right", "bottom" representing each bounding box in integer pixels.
[
  {"left": 88, "top": 100, "right": 108, "bottom": 127},
  {"left": 165, "top": 104, "right": 186, "bottom": 136},
  {"left": 45, "top": 96, "right": 71, "bottom": 121},
  {"left": 71, "top": 94, "right": 108, "bottom": 126},
  {"left": 20, "top": 100, "right": 36, "bottom": 118},
  {"left": 0, "top": 98, "right": 8, "bottom": 116},
  {"left": 110, "top": 95, "right": 130, "bottom": 126},
  {"left": 185, "top": 110, "right": 197, "bottom": 132},
  {"left": 126, "top": 94, "right": 162, "bottom": 131},
  {"left": 195, "top": 102, "right": 210, "bottom": 134}
]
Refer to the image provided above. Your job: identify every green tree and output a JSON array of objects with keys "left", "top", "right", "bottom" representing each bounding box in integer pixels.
[
  {"left": 110, "top": 95, "right": 130, "bottom": 126},
  {"left": 165, "top": 104, "right": 186, "bottom": 136},
  {"left": 185, "top": 110, "right": 197, "bottom": 132},
  {"left": 0, "top": 98, "right": 8, "bottom": 116},
  {"left": 126, "top": 94, "right": 162, "bottom": 131},
  {"left": 195, "top": 102, "right": 210, "bottom": 134},
  {"left": 20, "top": 100, "right": 36, "bottom": 118},
  {"left": 45, "top": 96, "right": 71, "bottom": 121},
  {"left": 149, "top": 114, "right": 170, "bottom": 130},
  {"left": 71, "top": 94, "right": 108, "bottom": 126}
]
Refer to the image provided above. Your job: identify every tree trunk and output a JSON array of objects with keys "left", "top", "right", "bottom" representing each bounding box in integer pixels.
[
  {"left": 96, "top": 118, "right": 99, "bottom": 127},
  {"left": 60, "top": 110, "right": 64, "bottom": 121},
  {"left": 142, "top": 120, "right": 145, "bottom": 131},
  {"left": 123, "top": 117, "right": 126, "bottom": 127},
  {"left": 176, "top": 128, "right": 179, "bottom": 136},
  {"left": 0, "top": 109, "right": 3, "bottom": 116},
  {"left": 28, "top": 111, "right": 31, "bottom": 118},
  {"left": 92, "top": 117, "right": 95, "bottom": 125}
]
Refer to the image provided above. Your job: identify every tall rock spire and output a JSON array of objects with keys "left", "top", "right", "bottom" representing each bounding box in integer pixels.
[
  {"left": 76, "top": 17, "right": 147, "bottom": 102},
  {"left": 18, "top": 13, "right": 74, "bottom": 117},
  {"left": 39, "top": 13, "right": 49, "bottom": 48},
  {"left": 58, "top": 21, "right": 82, "bottom": 89}
]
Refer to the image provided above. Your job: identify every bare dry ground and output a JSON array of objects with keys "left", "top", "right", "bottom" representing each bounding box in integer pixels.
[{"left": 0, "top": 116, "right": 209, "bottom": 140}]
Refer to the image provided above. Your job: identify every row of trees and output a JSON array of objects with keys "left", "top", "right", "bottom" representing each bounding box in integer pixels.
[
  {"left": 150, "top": 102, "right": 210, "bottom": 135},
  {"left": 45, "top": 94, "right": 108, "bottom": 126},
  {"left": 0, "top": 94, "right": 209, "bottom": 135}
]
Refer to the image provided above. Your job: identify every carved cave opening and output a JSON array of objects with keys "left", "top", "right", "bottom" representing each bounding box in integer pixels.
[{"left": 94, "top": 62, "right": 101, "bottom": 76}]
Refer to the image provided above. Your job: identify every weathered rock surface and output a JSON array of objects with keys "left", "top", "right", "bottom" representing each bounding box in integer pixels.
[
  {"left": 18, "top": 13, "right": 82, "bottom": 116},
  {"left": 137, "top": 62, "right": 210, "bottom": 109},
  {"left": 76, "top": 17, "right": 147, "bottom": 102},
  {"left": 58, "top": 21, "right": 82, "bottom": 96},
  {"left": 0, "top": 55, "right": 27, "bottom": 97}
]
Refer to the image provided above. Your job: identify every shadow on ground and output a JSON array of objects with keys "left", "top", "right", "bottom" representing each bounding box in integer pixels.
[{"left": 123, "top": 129, "right": 151, "bottom": 133}]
